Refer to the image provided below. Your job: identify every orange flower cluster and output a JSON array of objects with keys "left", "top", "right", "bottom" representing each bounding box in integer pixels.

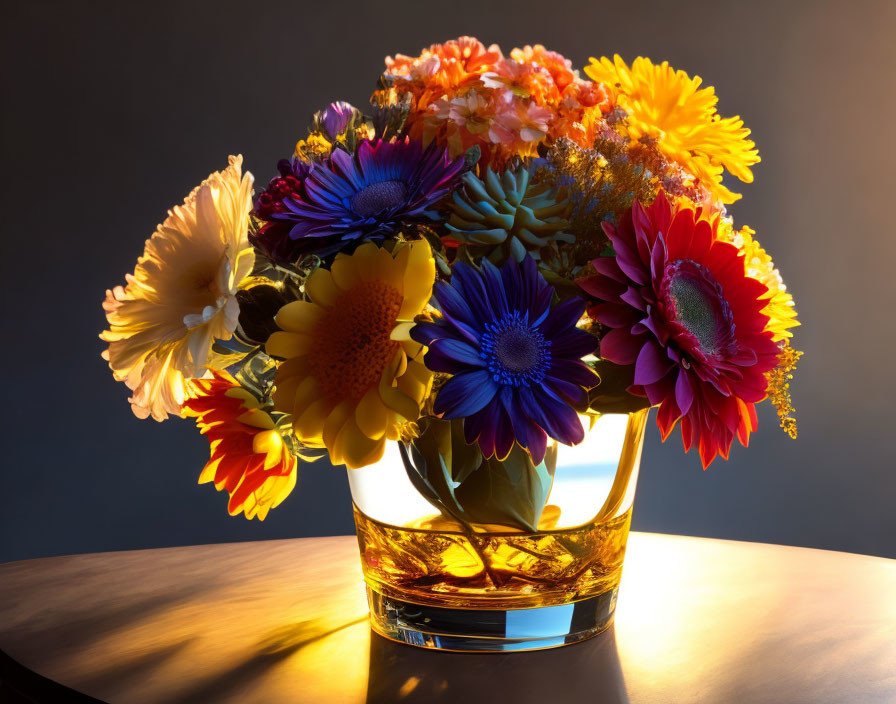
[
  {"left": 183, "top": 370, "right": 297, "bottom": 520},
  {"left": 377, "top": 38, "right": 609, "bottom": 166}
]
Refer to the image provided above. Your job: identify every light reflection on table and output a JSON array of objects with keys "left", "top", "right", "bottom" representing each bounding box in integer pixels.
[{"left": 0, "top": 533, "right": 893, "bottom": 703}]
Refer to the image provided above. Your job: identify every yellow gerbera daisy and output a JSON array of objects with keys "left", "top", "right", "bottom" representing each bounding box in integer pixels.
[
  {"left": 100, "top": 156, "right": 256, "bottom": 421},
  {"left": 585, "top": 55, "right": 759, "bottom": 204},
  {"left": 266, "top": 240, "right": 435, "bottom": 469}
]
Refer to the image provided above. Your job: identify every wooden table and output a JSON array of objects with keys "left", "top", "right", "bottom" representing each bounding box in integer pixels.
[{"left": 1, "top": 533, "right": 893, "bottom": 704}]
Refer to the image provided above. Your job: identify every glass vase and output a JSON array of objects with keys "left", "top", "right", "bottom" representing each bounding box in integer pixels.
[{"left": 347, "top": 408, "right": 649, "bottom": 652}]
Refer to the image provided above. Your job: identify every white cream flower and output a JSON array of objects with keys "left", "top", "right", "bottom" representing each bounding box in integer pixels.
[{"left": 101, "top": 155, "right": 255, "bottom": 421}]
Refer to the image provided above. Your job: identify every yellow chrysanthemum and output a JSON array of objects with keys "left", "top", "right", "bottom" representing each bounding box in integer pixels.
[
  {"left": 100, "top": 156, "right": 256, "bottom": 421},
  {"left": 266, "top": 241, "right": 435, "bottom": 469},
  {"left": 717, "top": 222, "right": 799, "bottom": 342},
  {"left": 585, "top": 55, "right": 759, "bottom": 204}
]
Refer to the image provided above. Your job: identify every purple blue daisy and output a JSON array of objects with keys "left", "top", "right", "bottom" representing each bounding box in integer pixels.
[
  {"left": 411, "top": 255, "right": 599, "bottom": 463},
  {"left": 268, "top": 137, "right": 466, "bottom": 258}
]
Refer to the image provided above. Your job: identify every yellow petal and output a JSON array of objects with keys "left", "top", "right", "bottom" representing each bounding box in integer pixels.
[
  {"left": 397, "top": 361, "right": 432, "bottom": 405},
  {"left": 322, "top": 400, "right": 353, "bottom": 455},
  {"left": 398, "top": 293, "right": 432, "bottom": 322},
  {"left": 391, "top": 239, "right": 410, "bottom": 268},
  {"left": 266, "top": 331, "right": 311, "bottom": 359},
  {"left": 393, "top": 349, "right": 408, "bottom": 378},
  {"left": 198, "top": 458, "right": 221, "bottom": 484},
  {"left": 252, "top": 429, "right": 285, "bottom": 468},
  {"left": 274, "top": 355, "right": 309, "bottom": 380},
  {"left": 274, "top": 301, "right": 322, "bottom": 333},
  {"left": 304, "top": 268, "right": 340, "bottom": 307},
  {"left": 330, "top": 252, "right": 358, "bottom": 291},
  {"left": 390, "top": 321, "right": 415, "bottom": 342},
  {"left": 272, "top": 357, "right": 309, "bottom": 411},
  {"left": 272, "top": 374, "right": 302, "bottom": 413},
  {"left": 291, "top": 376, "right": 320, "bottom": 415},
  {"left": 400, "top": 338, "right": 426, "bottom": 360},
  {"left": 378, "top": 250, "right": 405, "bottom": 290},
  {"left": 224, "top": 386, "right": 258, "bottom": 409},
  {"left": 293, "top": 397, "right": 330, "bottom": 443},
  {"left": 237, "top": 409, "right": 276, "bottom": 430},
  {"left": 351, "top": 242, "right": 381, "bottom": 280},
  {"left": 334, "top": 415, "right": 385, "bottom": 469},
  {"left": 378, "top": 354, "right": 419, "bottom": 421},
  {"left": 402, "top": 240, "right": 436, "bottom": 302},
  {"left": 355, "top": 387, "right": 390, "bottom": 441}
]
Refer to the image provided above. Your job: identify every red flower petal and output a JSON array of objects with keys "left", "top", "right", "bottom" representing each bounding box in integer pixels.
[{"left": 599, "top": 327, "right": 644, "bottom": 365}]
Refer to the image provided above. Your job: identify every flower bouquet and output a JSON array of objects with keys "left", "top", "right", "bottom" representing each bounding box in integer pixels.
[{"left": 101, "top": 37, "right": 800, "bottom": 651}]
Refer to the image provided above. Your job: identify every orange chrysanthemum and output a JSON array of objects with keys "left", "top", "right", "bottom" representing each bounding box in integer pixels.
[
  {"left": 377, "top": 38, "right": 608, "bottom": 167},
  {"left": 183, "top": 370, "right": 297, "bottom": 520}
]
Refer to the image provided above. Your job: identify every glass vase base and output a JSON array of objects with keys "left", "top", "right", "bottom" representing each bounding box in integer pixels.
[{"left": 366, "top": 586, "right": 618, "bottom": 652}]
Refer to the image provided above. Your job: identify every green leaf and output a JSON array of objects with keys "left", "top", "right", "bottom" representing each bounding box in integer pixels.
[
  {"left": 452, "top": 444, "right": 558, "bottom": 532},
  {"left": 587, "top": 359, "right": 653, "bottom": 414},
  {"left": 399, "top": 418, "right": 558, "bottom": 532},
  {"left": 399, "top": 418, "right": 480, "bottom": 521}
]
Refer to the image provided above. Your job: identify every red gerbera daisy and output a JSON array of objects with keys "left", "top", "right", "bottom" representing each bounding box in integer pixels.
[
  {"left": 578, "top": 193, "right": 779, "bottom": 468},
  {"left": 183, "top": 370, "right": 297, "bottom": 519}
]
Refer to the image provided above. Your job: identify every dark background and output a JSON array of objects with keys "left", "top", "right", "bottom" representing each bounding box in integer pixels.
[{"left": 2, "top": 0, "right": 894, "bottom": 563}]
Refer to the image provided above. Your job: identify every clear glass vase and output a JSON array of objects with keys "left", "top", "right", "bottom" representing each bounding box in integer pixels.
[{"left": 347, "top": 408, "right": 649, "bottom": 652}]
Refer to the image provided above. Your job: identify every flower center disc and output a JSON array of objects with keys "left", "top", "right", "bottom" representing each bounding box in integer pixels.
[
  {"left": 495, "top": 327, "right": 541, "bottom": 373},
  {"left": 308, "top": 280, "right": 402, "bottom": 402},
  {"left": 662, "top": 259, "right": 734, "bottom": 357},
  {"left": 481, "top": 312, "right": 550, "bottom": 387},
  {"left": 350, "top": 180, "right": 409, "bottom": 218}
]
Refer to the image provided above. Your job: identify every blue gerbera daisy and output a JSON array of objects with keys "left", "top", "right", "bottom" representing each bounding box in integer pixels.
[
  {"left": 267, "top": 137, "right": 466, "bottom": 258},
  {"left": 411, "top": 255, "right": 599, "bottom": 463}
]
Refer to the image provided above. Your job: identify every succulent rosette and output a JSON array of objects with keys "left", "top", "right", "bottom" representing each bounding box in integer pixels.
[
  {"left": 445, "top": 165, "right": 574, "bottom": 262},
  {"left": 101, "top": 37, "right": 800, "bottom": 521}
]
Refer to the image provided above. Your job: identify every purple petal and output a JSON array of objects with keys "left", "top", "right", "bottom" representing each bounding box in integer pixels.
[
  {"left": 547, "top": 359, "right": 599, "bottom": 389},
  {"left": 427, "top": 338, "right": 484, "bottom": 370},
  {"left": 599, "top": 327, "right": 644, "bottom": 365},
  {"left": 633, "top": 341, "right": 674, "bottom": 386},
  {"left": 551, "top": 328, "right": 599, "bottom": 357},
  {"left": 519, "top": 418, "right": 548, "bottom": 465},
  {"left": 540, "top": 298, "right": 585, "bottom": 339},
  {"left": 674, "top": 370, "right": 694, "bottom": 416},
  {"left": 519, "top": 386, "right": 584, "bottom": 447},
  {"left": 590, "top": 303, "right": 641, "bottom": 329},
  {"left": 578, "top": 275, "right": 625, "bottom": 302},
  {"left": 433, "top": 370, "right": 497, "bottom": 418}
]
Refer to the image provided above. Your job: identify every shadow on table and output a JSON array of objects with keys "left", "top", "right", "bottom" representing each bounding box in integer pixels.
[
  {"left": 365, "top": 625, "right": 629, "bottom": 704},
  {"left": 164, "top": 616, "right": 366, "bottom": 704}
]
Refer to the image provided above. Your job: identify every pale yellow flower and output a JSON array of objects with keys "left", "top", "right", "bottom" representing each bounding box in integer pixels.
[
  {"left": 585, "top": 55, "right": 759, "bottom": 204},
  {"left": 101, "top": 156, "right": 255, "bottom": 421}
]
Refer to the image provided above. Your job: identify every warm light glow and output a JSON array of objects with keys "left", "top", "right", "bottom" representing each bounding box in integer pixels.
[{"left": 348, "top": 412, "right": 639, "bottom": 529}]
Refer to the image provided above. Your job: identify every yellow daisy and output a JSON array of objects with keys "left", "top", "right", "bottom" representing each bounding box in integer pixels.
[
  {"left": 266, "top": 240, "right": 435, "bottom": 469},
  {"left": 100, "top": 156, "right": 255, "bottom": 421},
  {"left": 585, "top": 55, "right": 759, "bottom": 204},
  {"left": 719, "top": 223, "right": 799, "bottom": 342}
]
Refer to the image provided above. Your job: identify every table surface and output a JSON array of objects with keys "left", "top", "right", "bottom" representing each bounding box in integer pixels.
[{"left": 0, "top": 533, "right": 894, "bottom": 704}]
